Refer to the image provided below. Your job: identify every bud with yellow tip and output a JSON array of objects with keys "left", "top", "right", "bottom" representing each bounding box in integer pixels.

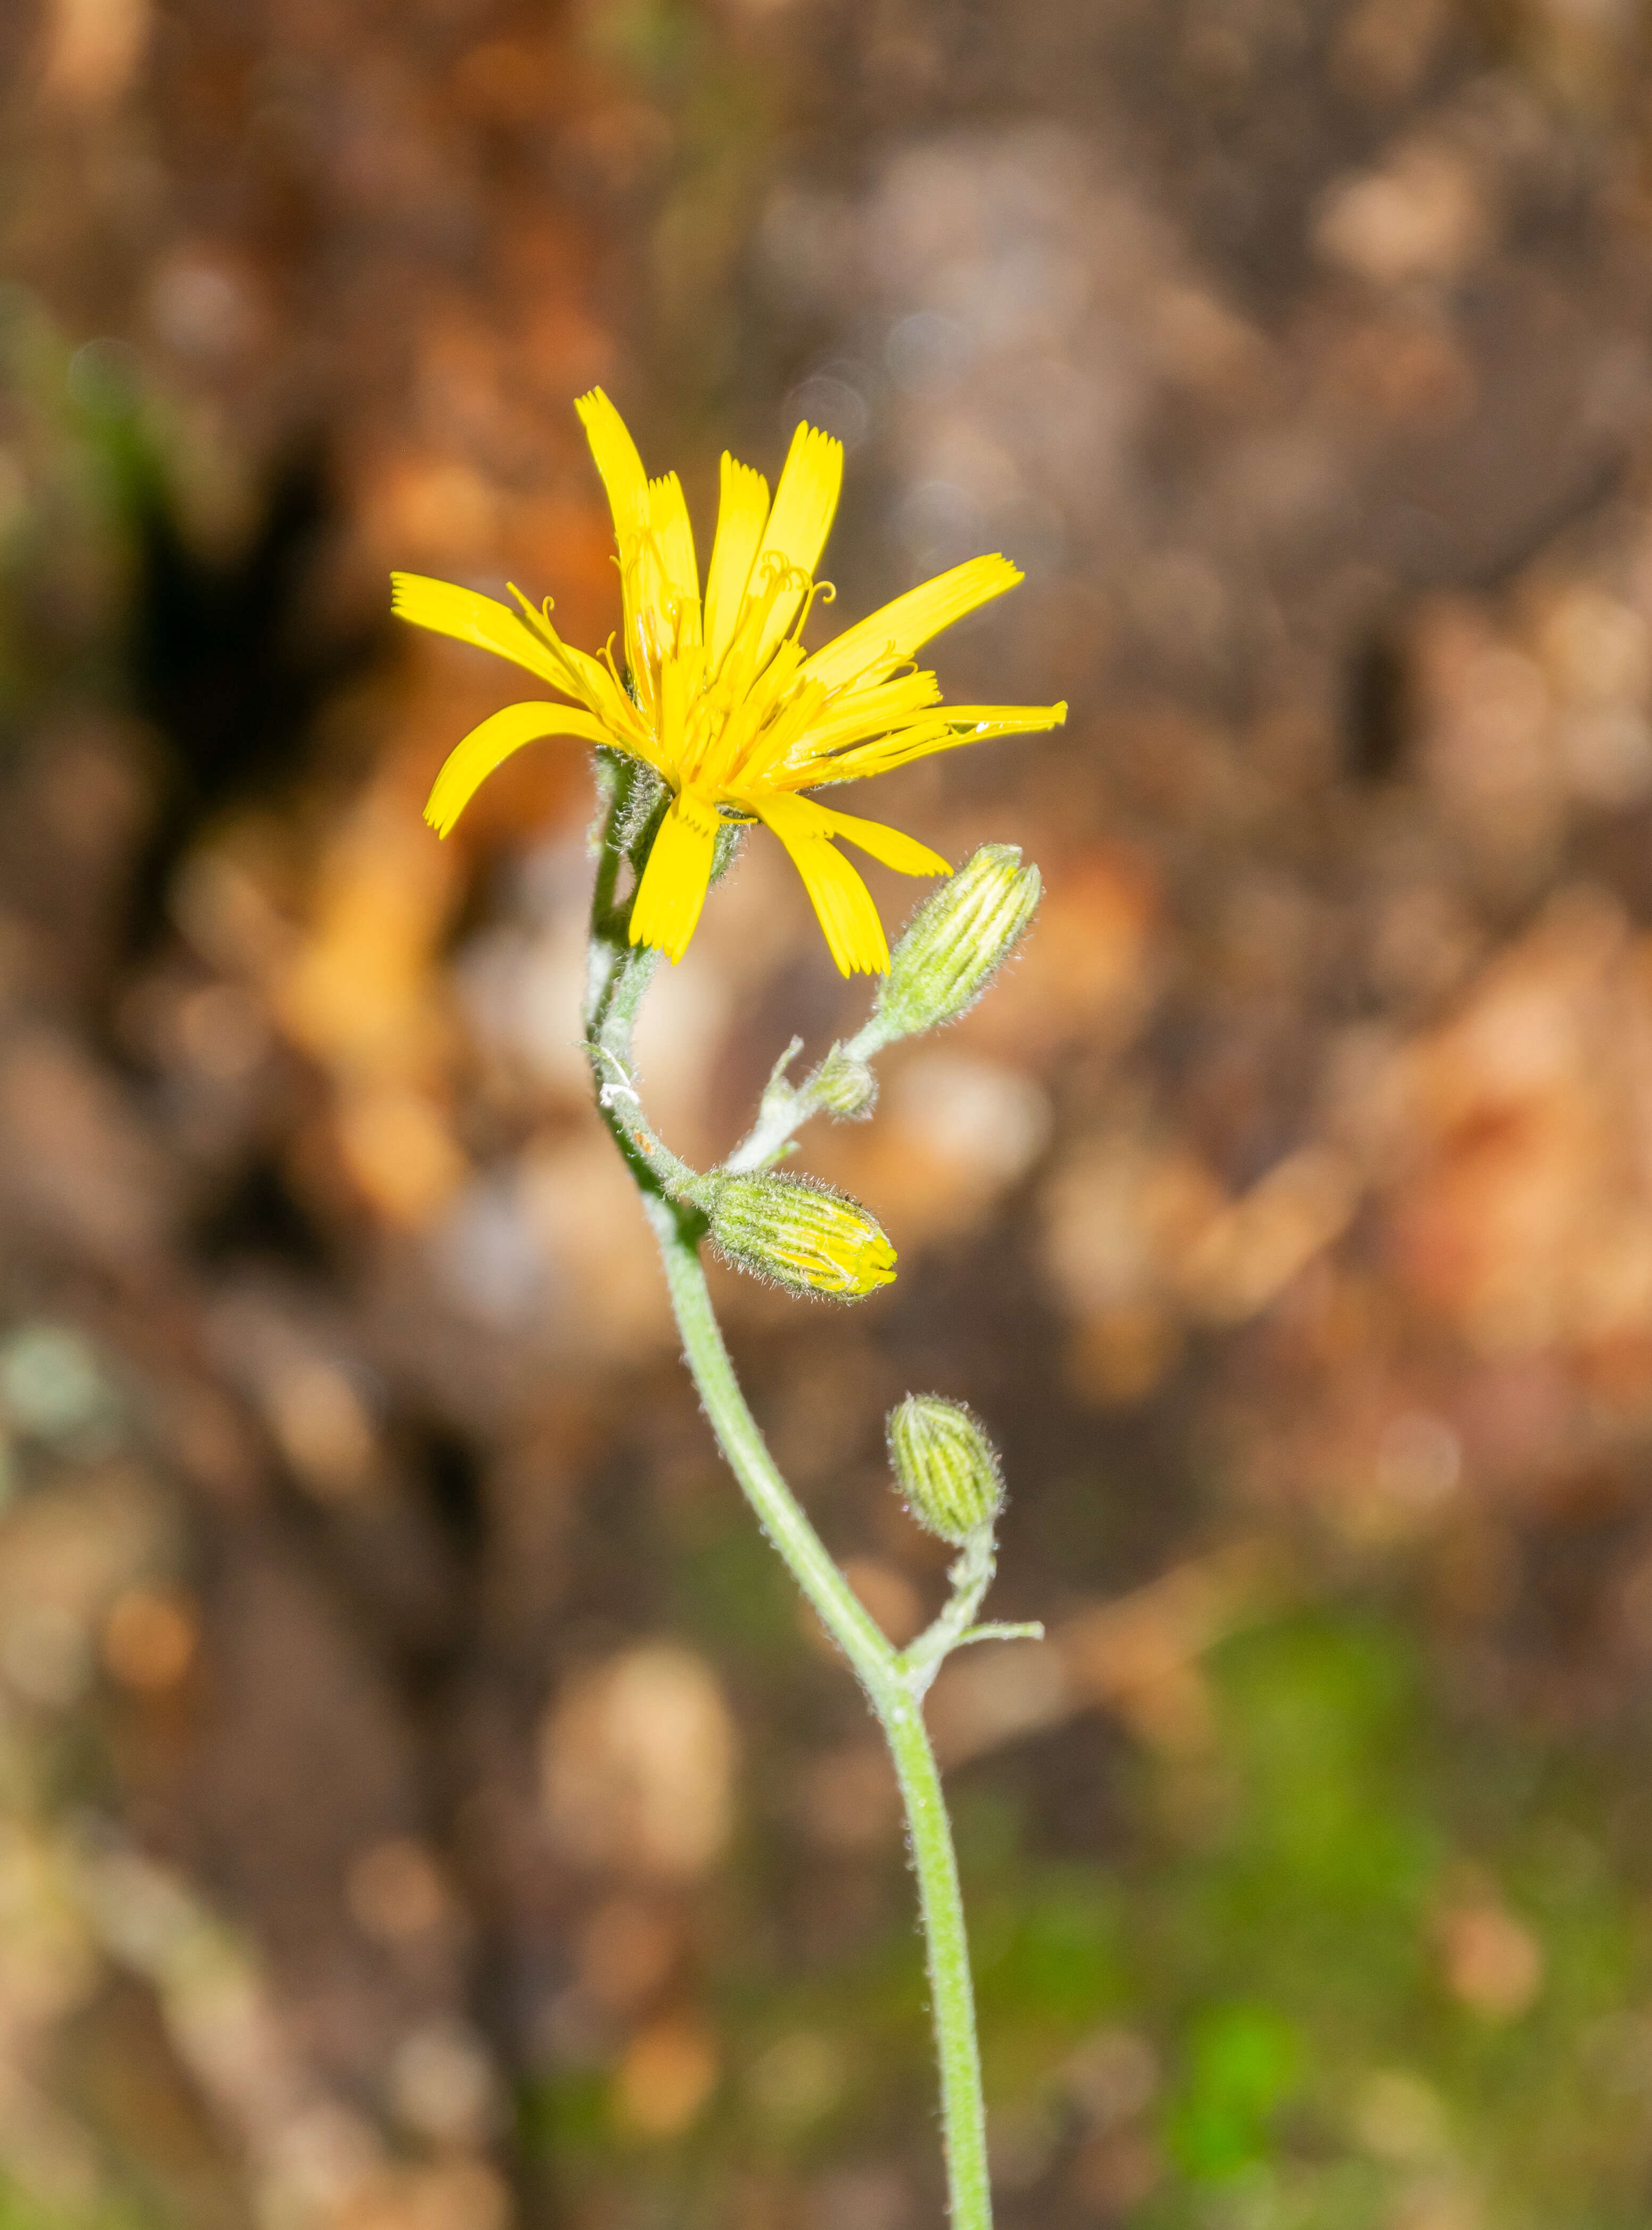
[
  {"left": 887, "top": 1395, "right": 1004, "bottom": 1545},
  {"left": 875, "top": 844, "right": 1042, "bottom": 1039},
  {"left": 708, "top": 1174, "right": 897, "bottom": 1299}
]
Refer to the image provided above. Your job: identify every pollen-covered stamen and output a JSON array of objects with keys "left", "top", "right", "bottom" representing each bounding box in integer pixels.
[
  {"left": 675, "top": 593, "right": 801, "bottom": 789},
  {"left": 712, "top": 552, "right": 813, "bottom": 696},
  {"left": 620, "top": 512, "right": 692, "bottom": 700},
  {"left": 696, "top": 639, "right": 810, "bottom": 794},
  {"left": 675, "top": 555, "right": 823, "bottom": 792},
  {"left": 496, "top": 582, "right": 590, "bottom": 697},
  {"left": 737, "top": 678, "right": 830, "bottom": 784},
  {"left": 657, "top": 583, "right": 703, "bottom": 665}
]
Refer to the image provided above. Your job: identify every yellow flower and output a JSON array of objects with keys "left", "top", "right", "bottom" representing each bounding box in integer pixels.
[{"left": 393, "top": 391, "right": 1066, "bottom": 975}]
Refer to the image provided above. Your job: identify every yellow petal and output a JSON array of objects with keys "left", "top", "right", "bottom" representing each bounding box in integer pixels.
[
  {"left": 762, "top": 422, "right": 843, "bottom": 577},
  {"left": 649, "top": 471, "right": 701, "bottom": 635},
  {"left": 749, "top": 423, "right": 844, "bottom": 665},
  {"left": 659, "top": 649, "right": 693, "bottom": 765},
  {"left": 802, "top": 554, "right": 1023, "bottom": 696},
  {"left": 769, "top": 670, "right": 945, "bottom": 774},
  {"left": 825, "top": 700, "right": 1068, "bottom": 779},
  {"left": 505, "top": 585, "right": 645, "bottom": 743},
  {"left": 703, "top": 453, "right": 771, "bottom": 666},
  {"left": 629, "top": 788, "right": 722, "bottom": 963},
  {"left": 800, "top": 802, "right": 952, "bottom": 879},
  {"left": 392, "top": 573, "right": 575, "bottom": 692},
  {"left": 728, "top": 677, "right": 829, "bottom": 786},
  {"left": 575, "top": 387, "right": 650, "bottom": 544},
  {"left": 753, "top": 790, "right": 890, "bottom": 976},
  {"left": 424, "top": 702, "right": 611, "bottom": 837}
]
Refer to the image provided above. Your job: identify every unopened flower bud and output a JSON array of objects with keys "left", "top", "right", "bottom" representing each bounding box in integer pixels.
[
  {"left": 812, "top": 1043, "right": 878, "bottom": 1119},
  {"left": 709, "top": 1174, "right": 896, "bottom": 1299},
  {"left": 876, "top": 844, "right": 1042, "bottom": 1038},
  {"left": 887, "top": 1395, "right": 1003, "bottom": 1545}
]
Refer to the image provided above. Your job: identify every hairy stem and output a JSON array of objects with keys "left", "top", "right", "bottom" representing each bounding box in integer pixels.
[
  {"left": 644, "top": 1197, "right": 895, "bottom": 1684},
  {"left": 885, "top": 1695, "right": 994, "bottom": 2228},
  {"left": 723, "top": 1007, "right": 895, "bottom": 1174},
  {"left": 581, "top": 789, "right": 994, "bottom": 2227},
  {"left": 642, "top": 1197, "right": 993, "bottom": 2230}
]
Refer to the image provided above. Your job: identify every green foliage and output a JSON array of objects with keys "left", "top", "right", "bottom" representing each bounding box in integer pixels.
[
  {"left": 1048, "top": 1607, "right": 1652, "bottom": 2226},
  {"left": 668, "top": 1501, "right": 802, "bottom": 1662},
  {"left": 976, "top": 1864, "right": 1125, "bottom": 2029},
  {"left": 518, "top": 2068, "right": 612, "bottom": 2165},
  {"left": 1165, "top": 2002, "right": 1301, "bottom": 2179},
  {"left": 0, "top": 2176, "right": 157, "bottom": 2230},
  {"left": 514, "top": 1593, "right": 1652, "bottom": 2222}
]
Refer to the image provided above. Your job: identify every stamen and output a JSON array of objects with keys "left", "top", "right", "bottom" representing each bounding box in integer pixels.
[
  {"left": 788, "top": 575, "right": 836, "bottom": 644},
  {"left": 507, "top": 582, "right": 567, "bottom": 641}
]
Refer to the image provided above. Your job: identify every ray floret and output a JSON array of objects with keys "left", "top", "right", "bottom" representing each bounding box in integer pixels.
[{"left": 393, "top": 391, "right": 1066, "bottom": 973}]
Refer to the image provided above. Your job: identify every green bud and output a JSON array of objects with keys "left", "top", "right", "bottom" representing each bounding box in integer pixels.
[
  {"left": 887, "top": 1395, "right": 1004, "bottom": 1545},
  {"left": 709, "top": 1174, "right": 896, "bottom": 1299},
  {"left": 811, "top": 1043, "right": 878, "bottom": 1119},
  {"left": 875, "top": 844, "right": 1042, "bottom": 1038}
]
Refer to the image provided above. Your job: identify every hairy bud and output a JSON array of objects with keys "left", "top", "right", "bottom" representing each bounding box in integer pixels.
[
  {"left": 875, "top": 844, "right": 1042, "bottom": 1038},
  {"left": 887, "top": 1395, "right": 1004, "bottom": 1545},
  {"left": 709, "top": 1174, "right": 896, "bottom": 1299},
  {"left": 811, "top": 1043, "right": 878, "bottom": 1120}
]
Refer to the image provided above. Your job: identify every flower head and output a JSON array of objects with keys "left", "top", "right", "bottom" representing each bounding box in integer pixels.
[
  {"left": 393, "top": 391, "right": 1065, "bottom": 974},
  {"left": 709, "top": 1172, "right": 896, "bottom": 1299},
  {"left": 886, "top": 1395, "right": 1004, "bottom": 1544}
]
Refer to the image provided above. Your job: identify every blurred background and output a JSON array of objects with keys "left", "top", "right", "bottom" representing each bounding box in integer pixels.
[{"left": 4, "top": 0, "right": 1652, "bottom": 2225}]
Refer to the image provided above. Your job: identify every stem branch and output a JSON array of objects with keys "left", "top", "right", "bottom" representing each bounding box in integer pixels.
[
  {"left": 723, "top": 1009, "right": 896, "bottom": 1173},
  {"left": 582, "top": 786, "right": 995, "bottom": 2227}
]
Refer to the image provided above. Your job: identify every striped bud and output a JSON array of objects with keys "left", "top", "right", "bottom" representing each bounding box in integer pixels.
[
  {"left": 887, "top": 1395, "right": 1003, "bottom": 1545},
  {"left": 875, "top": 844, "right": 1042, "bottom": 1038},
  {"left": 812, "top": 1043, "right": 878, "bottom": 1119},
  {"left": 709, "top": 1174, "right": 896, "bottom": 1299}
]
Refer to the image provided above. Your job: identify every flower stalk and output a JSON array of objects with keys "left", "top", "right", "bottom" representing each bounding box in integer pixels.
[
  {"left": 399, "top": 384, "right": 1059, "bottom": 2228},
  {"left": 580, "top": 774, "right": 1039, "bottom": 2230}
]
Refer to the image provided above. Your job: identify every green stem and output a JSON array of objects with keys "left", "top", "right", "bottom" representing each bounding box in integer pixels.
[
  {"left": 885, "top": 1696, "right": 994, "bottom": 2230},
  {"left": 581, "top": 782, "right": 995, "bottom": 2227},
  {"left": 642, "top": 1198, "right": 993, "bottom": 2229},
  {"left": 644, "top": 1196, "right": 895, "bottom": 1682},
  {"left": 901, "top": 1529, "right": 997, "bottom": 1693},
  {"left": 723, "top": 1007, "right": 896, "bottom": 1174}
]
